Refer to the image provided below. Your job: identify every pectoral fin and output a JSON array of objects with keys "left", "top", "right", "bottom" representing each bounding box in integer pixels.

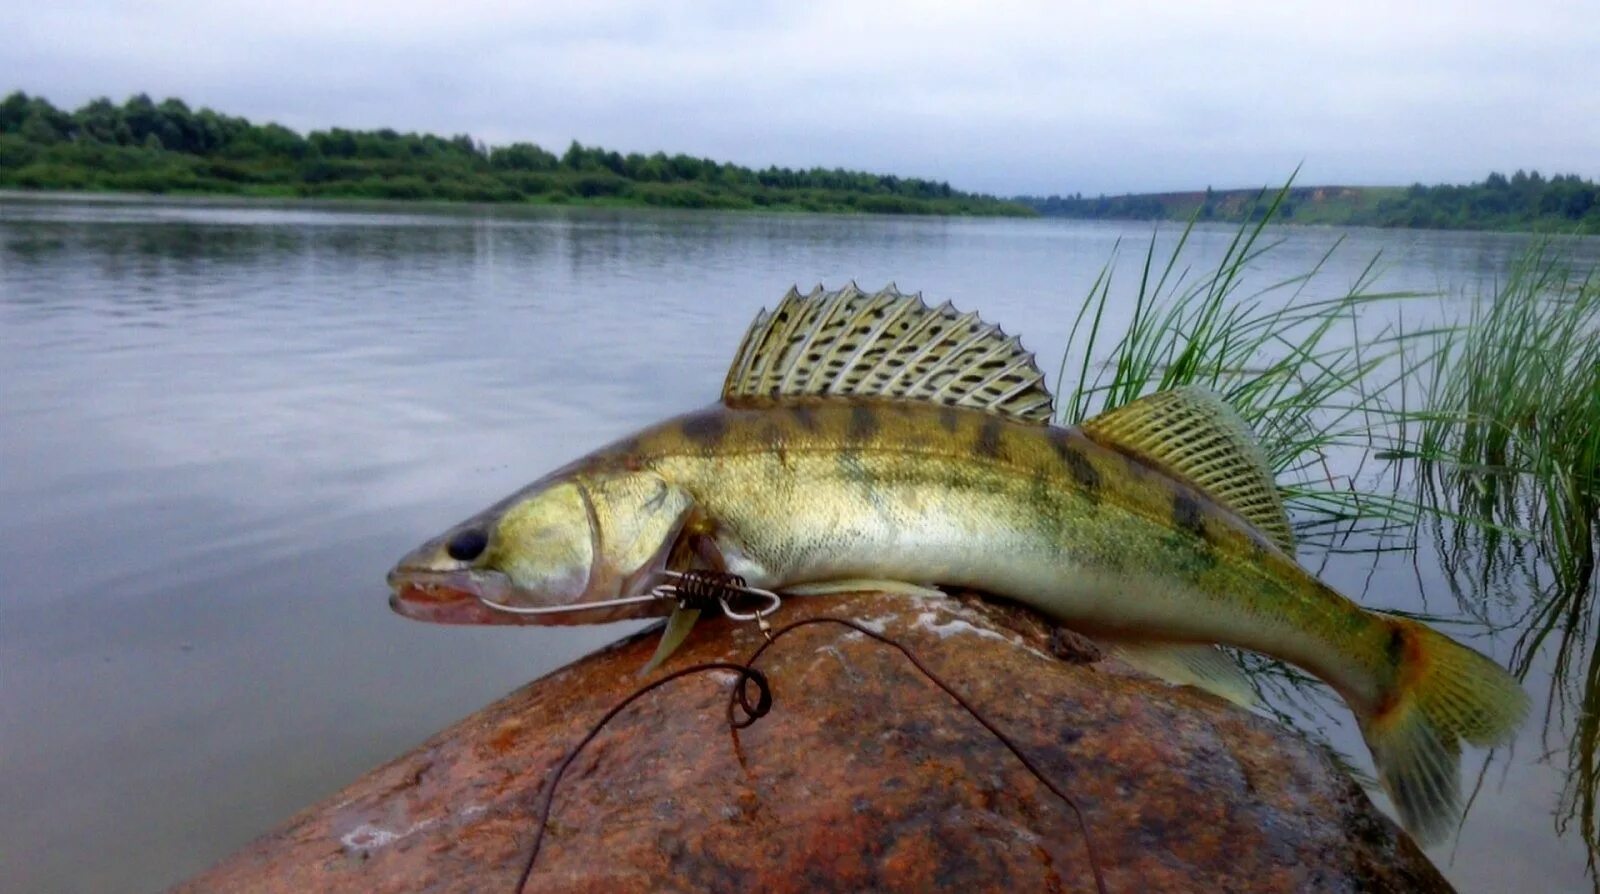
[
  {"left": 1102, "top": 638, "right": 1256, "bottom": 708},
  {"left": 640, "top": 605, "right": 701, "bottom": 676}
]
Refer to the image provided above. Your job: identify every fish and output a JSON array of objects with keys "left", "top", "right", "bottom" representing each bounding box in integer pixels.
[{"left": 388, "top": 283, "right": 1528, "bottom": 843}]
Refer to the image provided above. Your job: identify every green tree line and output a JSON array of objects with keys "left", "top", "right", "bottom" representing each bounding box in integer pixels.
[
  {"left": 1373, "top": 171, "right": 1599, "bottom": 231},
  {"left": 1021, "top": 175, "right": 1600, "bottom": 233},
  {"left": 0, "top": 91, "right": 1031, "bottom": 216}
]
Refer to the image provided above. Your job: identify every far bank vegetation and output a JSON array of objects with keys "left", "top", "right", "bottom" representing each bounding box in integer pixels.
[{"left": 0, "top": 91, "right": 1030, "bottom": 216}]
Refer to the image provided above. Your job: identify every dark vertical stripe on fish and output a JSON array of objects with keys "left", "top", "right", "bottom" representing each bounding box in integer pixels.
[
  {"left": 975, "top": 417, "right": 1004, "bottom": 459},
  {"left": 1051, "top": 432, "right": 1101, "bottom": 501},
  {"left": 681, "top": 414, "right": 727, "bottom": 448},
  {"left": 788, "top": 404, "right": 819, "bottom": 431},
  {"left": 1172, "top": 491, "right": 1207, "bottom": 541},
  {"left": 849, "top": 404, "right": 880, "bottom": 442},
  {"left": 1386, "top": 625, "right": 1408, "bottom": 665}
]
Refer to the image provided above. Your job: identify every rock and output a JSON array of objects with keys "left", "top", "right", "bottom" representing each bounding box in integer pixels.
[{"left": 175, "top": 591, "right": 1453, "bottom": 893}]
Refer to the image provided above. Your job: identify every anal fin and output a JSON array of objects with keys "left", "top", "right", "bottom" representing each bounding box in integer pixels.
[{"left": 1102, "top": 638, "right": 1256, "bottom": 708}]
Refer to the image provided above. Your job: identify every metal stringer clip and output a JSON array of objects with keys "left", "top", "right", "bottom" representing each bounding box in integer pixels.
[{"left": 648, "top": 569, "right": 781, "bottom": 637}]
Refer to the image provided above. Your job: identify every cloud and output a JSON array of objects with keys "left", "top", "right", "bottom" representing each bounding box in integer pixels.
[{"left": 5, "top": 0, "right": 1597, "bottom": 194}]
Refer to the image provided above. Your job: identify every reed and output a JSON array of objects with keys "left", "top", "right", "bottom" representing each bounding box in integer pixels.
[
  {"left": 1056, "top": 184, "right": 1600, "bottom": 877},
  {"left": 1412, "top": 245, "right": 1600, "bottom": 875},
  {"left": 1054, "top": 180, "right": 1431, "bottom": 547}
]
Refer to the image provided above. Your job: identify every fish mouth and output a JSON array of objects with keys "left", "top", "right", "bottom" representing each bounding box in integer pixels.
[{"left": 387, "top": 568, "right": 529, "bottom": 626}]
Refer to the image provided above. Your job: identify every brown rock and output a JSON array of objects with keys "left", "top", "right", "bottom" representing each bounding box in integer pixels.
[{"left": 176, "top": 591, "right": 1453, "bottom": 893}]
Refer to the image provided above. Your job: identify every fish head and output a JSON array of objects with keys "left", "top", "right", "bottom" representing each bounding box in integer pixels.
[{"left": 387, "top": 468, "right": 695, "bottom": 626}]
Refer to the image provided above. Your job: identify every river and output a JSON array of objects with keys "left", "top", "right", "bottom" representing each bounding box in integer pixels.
[{"left": 2, "top": 194, "right": 1597, "bottom": 891}]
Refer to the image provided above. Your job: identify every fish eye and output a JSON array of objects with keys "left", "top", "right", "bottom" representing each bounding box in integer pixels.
[{"left": 446, "top": 527, "right": 489, "bottom": 562}]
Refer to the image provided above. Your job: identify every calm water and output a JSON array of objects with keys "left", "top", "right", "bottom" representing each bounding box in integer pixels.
[{"left": 2, "top": 195, "right": 1597, "bottom": 892}]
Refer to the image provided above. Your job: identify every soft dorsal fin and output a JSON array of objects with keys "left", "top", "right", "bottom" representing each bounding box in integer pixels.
[
  {"left": 723, "top": 284, "right": 1055, "bottom": 423},
  {"left": 1081, "top": 386, "right": 1295, "bottom": 554}
]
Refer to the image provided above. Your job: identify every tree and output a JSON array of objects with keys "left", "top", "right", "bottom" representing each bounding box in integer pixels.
[
  {"left": 0, "top": 90, "right": 1027, "bottom": 217},
  {"left": 19, "top": 110, "right": 67, "bottom": 143},
  {"left": 0, "top": 91, "right": 31, "bottom": 132},
  {"left": 561, "top": 140, "right": 586, "bottom": 169},
  {"left": 490, "top": 143, "right": 557, "bottom": 172},
  {"left": 74, "top": 98, "right": 132, "bottom": 144}
]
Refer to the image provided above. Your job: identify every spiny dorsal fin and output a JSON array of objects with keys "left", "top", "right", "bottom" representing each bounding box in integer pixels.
[
  {"left": 1081, "top": 386, "right": 1295, "bottom": 554},
  {"left": 723, "top": 284, "right": 1054, "bottom": 423}
]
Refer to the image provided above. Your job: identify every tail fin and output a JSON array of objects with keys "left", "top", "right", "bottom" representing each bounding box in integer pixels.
[{"left": 1359, "top": 617, "right": 1530, "bottom": 843}]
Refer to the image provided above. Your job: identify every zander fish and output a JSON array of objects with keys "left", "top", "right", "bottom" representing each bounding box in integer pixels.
[{"left": 388, "top": 284, "right": 1526, "bottom": 842}]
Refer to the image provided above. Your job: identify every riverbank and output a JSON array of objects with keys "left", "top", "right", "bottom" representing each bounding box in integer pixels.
[
  {"left": 0, "top": 92, "right": 1032, "bottom": 218},
  {"left": 0, "top": 184, "right": 1032, "bottom": 218},
  {"left": 1018, "top": 176, "right": 1600, "bottom": 234}
]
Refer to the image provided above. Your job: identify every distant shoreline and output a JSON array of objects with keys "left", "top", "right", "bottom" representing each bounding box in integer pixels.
[
  {"left": 1, "top": 91, "right": 1033, "bottom": 219},
  {"left": 0, "top": 186, "right": 1030, "bottom": 219},
  {"left": 10, "top": 92, "right": 1596, "bottom": 232},
  {"left": 8, "top": 190, "right": 1600, "bottom": 242},
  {"left": 1015, "top": 177, "right": 1600, "bottom": 235}
]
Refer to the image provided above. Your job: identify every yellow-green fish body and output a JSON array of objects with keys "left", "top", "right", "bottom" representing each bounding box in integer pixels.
[
  {"left": 389, "top": 284, "right": 1527, "bottom": 843},
  {"left": 623, "top": 403, "right": 1370, "bottom": 695}
]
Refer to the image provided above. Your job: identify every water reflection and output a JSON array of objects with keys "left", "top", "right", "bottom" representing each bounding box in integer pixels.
[{"left": 1419, "top": 464, "right": 1600, "bottom": 884}]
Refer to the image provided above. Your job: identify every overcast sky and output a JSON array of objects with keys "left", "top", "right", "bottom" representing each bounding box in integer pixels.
[{"left": 6, "top": 0, "right": 1597, "bottom": 195}]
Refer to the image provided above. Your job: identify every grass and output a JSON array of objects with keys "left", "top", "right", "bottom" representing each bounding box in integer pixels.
[
  {"left": 1054, "top": 180, "right": 1432, "bottom": 547},
  {"left": 1049, "top": 179, "right": 1435, "bottom": 786},
  {"left": 1055, "top": 181, "right": 1600, "bottom": 880},
  {"left": 1409, "top": 249, "right": 1600, "bottom": 875},
  {"left": 1415, "top": 248, "right": 1600, "bottom": 575}
]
